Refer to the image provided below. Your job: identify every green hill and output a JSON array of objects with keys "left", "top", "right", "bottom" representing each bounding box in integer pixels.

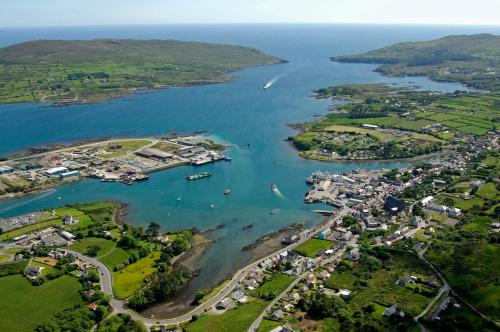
[
  {"left": 333, "top": 34, "right": 500, "bottom": 91},
  {"left": 0, "top": 39, "right": 283, "bottom": 104}
]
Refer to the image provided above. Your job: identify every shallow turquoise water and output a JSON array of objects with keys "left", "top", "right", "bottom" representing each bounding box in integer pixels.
[{"left": 1, "top": 24, "right": 498, "bottom": 314}]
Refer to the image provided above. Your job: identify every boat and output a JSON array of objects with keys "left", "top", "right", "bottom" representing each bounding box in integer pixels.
[
  {"left": 210, "top": 204, "right": 215, "bottom": 209},
  {"left": 224, "top": 189, "right": 232, "bottom": 195},
  {"left": 177, "top": 197, "right": 182, "bottom": 201},
  {"left": 262, "top": 82, "right": 272, "bottom": 89},
  {"left": 271, "top": 183, "right": 277, "bottom": 191},
  {"left": 186, "top": 171, "right": 212, "bottom": 181}
]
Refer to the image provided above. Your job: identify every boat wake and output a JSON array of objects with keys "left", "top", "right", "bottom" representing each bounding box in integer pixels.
[
  {"left": 272, "top": 187, "right": 285, "bottom": 199},
  {"left": 0, "top": 189, "right": 56, "bottom": 214}
]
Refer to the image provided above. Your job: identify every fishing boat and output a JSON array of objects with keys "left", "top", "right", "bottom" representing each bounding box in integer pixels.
[
  {"left": 271, "top": 183, "right": 277, "bottom": 191},
  {"left": 186, "top": 171, "right": 212, "bottom": 181},
  {"left": 262, "top": 82, "right": 272, "bottom": 89},
  {"left": 224, "top": 189, "right": 232, "bottom": 195}
]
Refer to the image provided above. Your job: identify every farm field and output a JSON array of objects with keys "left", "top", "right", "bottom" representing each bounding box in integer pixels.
[
  {"left": 249, "top": 272, "right": 295, "bottom": 299},
  {"left": 113, "top": 251, "right": 161, "bottom": 299},
  {"left": 0, "top": 275, "right": 83, "bottom": 331}
]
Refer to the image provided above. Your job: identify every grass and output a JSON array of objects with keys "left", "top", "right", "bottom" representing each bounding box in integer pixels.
[
  {"left": 257, "top": 319, "right": 281, "bottom": 332},
  {"left": 151, "top": 141, "right": 181, "bottom": 153},
  {"left": 0, "top": 255, "right": 10, "bottom": 263},
  {"left": 325, "top": 125, "right": 392, "bottom": 140},
  {"left": 99, "top": 247, "right": 130, "bottom": 269},
  {"left": 70, "top": 237, "right": 116, "bottom": 257},
  {"left": 0, "top": 275, "right": 83, "bottom": 331},
  {"left": 184, "top": 298, "right": 268, "bottom": 332},
  {"left": 324, "top": 272, "right": 355, "bottom": 290},
  {"left": 113, "top": 251, "right": 161, "bottom": 299},
  {"left": 294, "top": 239, "right": 333, "bottom": 257},
  {"left": 437, "top": 194, "right": 484, "bottom": 210},
  {"left": 97, "top": 139, "right": 152, "bottom": 159},
  {"left": 249, "top": 273, "right": 295, "bottom": 299},
  {"left": 476, "top": 183, "right": 498, "bottom": 200}
]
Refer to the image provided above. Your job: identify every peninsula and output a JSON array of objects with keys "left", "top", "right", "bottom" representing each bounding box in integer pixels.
[
  {"left": 0, "top": 135, "right": 229, "bottom": 200},
  {"left": 291, "top": 34, "right": 500, "bottom": 162},
  {"left": 0, "top": 39, "right": 283, "bottom": 104}
]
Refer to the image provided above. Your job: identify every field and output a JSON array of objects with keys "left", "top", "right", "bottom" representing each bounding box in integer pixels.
[
  {"left": 97, "top": 139, "right": 152, "bottom": 159},
  {"left": 475, "top": 183, "right": 498, "bottom": 200},
  {"left": 113, "top": 251, "right": 161, "bottom": 299},
  {"left": 249, "top": 272, "right": 295, "bottom": 299},
  {"left": 184, "top": 298, "right": 268, "bottom": 332},
  {"left": 294, "top": 239, "right": 333, "bottom": 257},
  {"left": 70, "top": 237, "right": 117, "bottom": 257},
  {"left": 325, "top": 125, "right": 393, "bottom": 140},
  {"left": 0, "top": 275, "right": 83, "bottom": 331},
  {"left": 325, "top": 251, "right": 437, "bottom": 317},
  {"left": 437, "top": 194, "right": 484, "bottom": 210}
]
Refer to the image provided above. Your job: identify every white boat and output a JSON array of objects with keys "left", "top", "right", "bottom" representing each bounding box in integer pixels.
[{"left": 262, "top": 82, "right": 272, "bottom": 89}]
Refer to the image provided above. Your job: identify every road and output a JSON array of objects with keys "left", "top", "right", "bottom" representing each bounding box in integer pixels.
[
  {"left": 61, "top": 217, "right": 339, "bottom": 327},
  {"left": 417, "top": 247, "right": 499, "bottom": 328}
]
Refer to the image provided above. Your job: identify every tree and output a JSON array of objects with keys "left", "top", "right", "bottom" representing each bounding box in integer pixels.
[
  {"left": 86, "top": 245, "right": 101, "bottom": 257},
  {"left": 147, "top": 222, "right": 161, "bottom": 236}
]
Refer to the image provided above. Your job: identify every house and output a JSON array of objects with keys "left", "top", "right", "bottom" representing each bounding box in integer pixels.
[
  {"left": 317, "top": 228, "right": 331, "bottom": 240},
  {"left": 362, "top": 124, "right": 379, "bottom": 129},
  {"left": 282, "top": 234, "right": 300, "bottom": 245},
  {"left": 448, "top": 207, "right": 462, "bottom": 217},
  {"left": 410, "top": 216, "right": 422, "bottom": 227},
  {"left": 61, "top": 231, "right": 76, "bottom": 241},
  {"left": 271, "top": 309, "right": 285, "bottom": 321},
  {"left": 319, "top": 270, "right": 331, "bottom": 280},
  {"left": 383, "top": 305, "right": 405, "bottom": 318},
  {"left": 242, "top": 278, "right": 259, "bottom": 289},
  {"left": 287, "top": 292, "right": 301, "bottom": 303},
  {"left": 87, "top": 303, "right": 98, "bottom": 311},
  {"left": 59, "top": 170, "right": 80, "bottom": 180},
  {"left": 384, "top": 196, "right": 406, "bottom": 215},
  {"left": 63, "top": 215, "right": 78, "bottom": 225},
  {"left": 306, "top": 273, "right": 316, "bottom": 286},
  {"left": 231, "top": 291, "right": 248, "bottom": 304},
  {"left": 432, "top": 179, "right": 447, "bottom": 186},
  {"left": 426, "top": 203, "right": 447, "bottom": 213},
  {"left": 338, "top": 289, "right": 351, "bottom": 296},
  {"left": 0, "top": 166, "right": 14, "bottom": 174},
  {"left": 45, "top": 167, "right": 69, "bottom": 176},
  {"left": 340, "top": 231, "right": 352, "bottom": 241},
  {"left": 347, "top": 248, "right": 360, "bottom": 261},
  {"left": 421, "top": 196, "right": 435, "bottom": 206},
  {"left": 25, "top": 266, "right": 42, "bottom": 278},
  {"left": 283, "top": 303, "right": 294, "bottom": 312},
  {"left": 364, "top": 216, "right": 379, "bottom": 228},
  {"left": 216, "top": 298, "right": 235, "bottom": 310},
  {"left": 135, "top": 148, "right": 173, "bottom": 161},
  {"left": 270, "top": 326, "right": 294, "bottom": 332}
]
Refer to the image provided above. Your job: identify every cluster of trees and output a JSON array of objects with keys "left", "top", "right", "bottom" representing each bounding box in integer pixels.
[
  {"left": 127, "top": 264, "right": 191, "bottom": 310},
  {"left": 96, "top": 313, "right": 147, "bottom": 332}
]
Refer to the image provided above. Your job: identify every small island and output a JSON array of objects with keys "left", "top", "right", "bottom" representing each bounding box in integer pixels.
[
  {"left": 0, "top": 39, "right": 284, "bottom": 104},
  {"left": 290, "top": 34, "right": 500, "bottom": 162}
]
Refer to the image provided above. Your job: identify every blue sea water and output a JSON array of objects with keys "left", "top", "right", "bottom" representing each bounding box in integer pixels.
[{"left": 1, "top": 24, "right": 499, "bottom": 316}]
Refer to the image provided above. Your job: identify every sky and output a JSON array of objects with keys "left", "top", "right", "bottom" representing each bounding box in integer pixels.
[{"left": 1, "top": 0, "right": 499, "bottom": 27}]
